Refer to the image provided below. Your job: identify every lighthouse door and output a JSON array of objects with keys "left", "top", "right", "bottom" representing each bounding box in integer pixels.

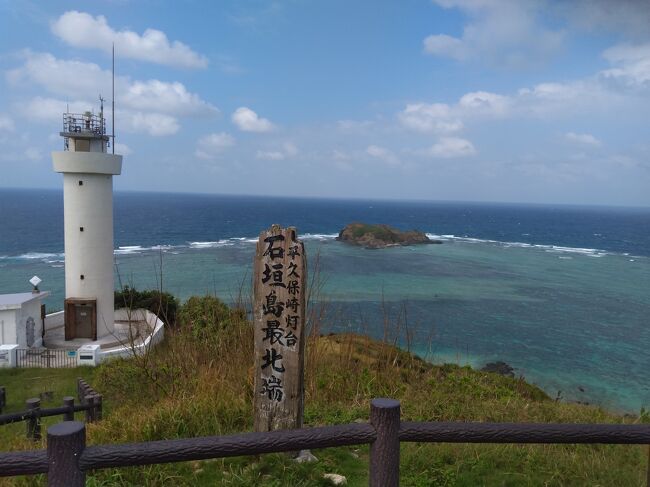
[
  {"left": 75, "top": 304, "right": 93, "bottom": 338},
  {"left": 64, "top": 299, "right": 97, "bottom": 340}
]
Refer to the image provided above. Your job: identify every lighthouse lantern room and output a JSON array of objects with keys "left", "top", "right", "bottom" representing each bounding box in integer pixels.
[{"left": 52, "top": 101, "right": 122, "bottom": 341}]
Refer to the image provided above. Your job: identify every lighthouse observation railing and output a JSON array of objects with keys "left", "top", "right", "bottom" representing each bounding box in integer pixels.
[
  {"left": 62, "top": 112, "right": 106, "bottom": 136},
  {"left": 1, "top": 398, "right": 649, "bottom": 486}
]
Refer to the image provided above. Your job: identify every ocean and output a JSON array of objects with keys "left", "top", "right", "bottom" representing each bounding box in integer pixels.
[{"left": 1, "top": 188, "right": 649, "bottom": 412}]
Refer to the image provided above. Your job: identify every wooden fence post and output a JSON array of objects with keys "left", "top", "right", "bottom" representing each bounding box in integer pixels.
[
  {"left": 47, "top": 421, "right": 86, "bottom": 487},
  {"left": 63, "top": 396, "right": 75, "bottom": 421},
  {"left": 0, "top": 386, "right": 5, "bottom": 414},
  {"left": 77, "top": 378, "right": 87, "bottom": 403},
  {"left": 369, "top": 398, "right": 400, "bottom": 487},
  {"left": 26, "top": 398, "right": 41, "bottom": 441},
  {"left": 85, "top": 395, "right": 95, "bottom": 423},
  {"left": 94, "top": 394, "right": 103, "bottom": 421}
]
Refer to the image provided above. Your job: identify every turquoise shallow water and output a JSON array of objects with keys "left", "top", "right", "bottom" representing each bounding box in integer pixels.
[
  {"left": 1, "top": 189, "right": 649, "bottom": 412},
  {"left": 2, "top": 235, "right": 648, "bottom": 412}
]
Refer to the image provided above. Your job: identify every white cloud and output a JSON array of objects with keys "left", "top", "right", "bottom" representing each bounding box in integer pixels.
[
  {"left": 21, "top": 97, "right": 92, "bottom": 122},
  {"left": 7, "top": 52, "right": 217, "bottom": 118},
  {"left": 17, "top": 96, "right": 180, "bottom": 137},
  {"left": 120, "top": 111, "right": 180, "bottom": 136},
  {"left": 556, "top": 1, "right": 650, "bottom": 40},
  {"left": 195, "top": 132, "right": 235, "bottom": 160},
  {"left": 398, "top": 90, "right": 511, "bottom": 134},
  {"left": 366, "top": 145, "right": 400, "bottom": 165},
  {"left": 425, "top": 0, "right": 564, "bottom": 68},
  {"left": 7, "top": 52, "right": 217, "bottom": 136},
  {"left": 601, "top": 43, "right": 650, "bottom": 88},
  {"left": 0, "top": 145, "right": 42, "bottom": 163},
  {"left": 0, "top": 114, "right": 15, "bottom": 131},
  {"left": 121, "top": 80, "right": 217, "bottom": 117},
  {"left": 427, "top": 137, "right": 476, "bottom": 158},
  {"left": 423, "top": 34, "right": 469, "bottom": 60},
  {"left": 331, "top": 150, "right": 354, "bottom": 171},
  {"left": 24, "top": 148, "right": 42, "bottom": 161},
  {"left": 516, "top": 79, "right": 617, "bottom": 117},
  {"left": 256, "top": 142, "right": 298, "bottom": 161},
  {"left": 458, "top": 91, "right": 511, "bottom": 116},
  {"left": 399, "top": 75, "right": 620, "bottom": 135},
  {"left": 398, "top": 103, "right": 463, "bottom": 133},
  {"left": 114, "top": 143, "right": 132, "bottom": 156},
  {"left": 232, "top": 107, "right": 274, "bottom": 132},
  {"left": 332, "top": 149, "right": 351, "bottom": 161},
  {"left": 337, "top": 119, "right": 375, "bottom": 133},
  {"left": 7, "top": 51, "right": 110, "bottom": 99},
  {"left": 256, "top": 150, "right": 285, "bottom": 160},
  {"left": 51, "top": 11, "right": 207, "bottom": 69},
  {"left": 283, "top": 142, "right": 298, "bottom": 156},
  {"left": 565, "top": 132, "right": 601, "bottom": 146}
]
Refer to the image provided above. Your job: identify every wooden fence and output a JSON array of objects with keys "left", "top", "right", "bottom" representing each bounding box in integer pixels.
[
  {"left": 0, "top": 379, "right": 102, "bottom": 440},
  {"left": 1, "top": 398, "right": 649, "bottom": 486}
]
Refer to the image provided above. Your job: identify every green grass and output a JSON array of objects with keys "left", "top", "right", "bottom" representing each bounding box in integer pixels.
[
  {"left": 0, "top": 306, "right": 648, "bottom": 486},
  {"left": 0, "top": 366, "right": 97, "bottom": 449}
]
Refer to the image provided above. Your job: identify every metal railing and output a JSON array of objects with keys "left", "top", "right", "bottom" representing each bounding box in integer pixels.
[
  {"left": 1, "top": 398, "right": 649, "bottom": 486},
  {"left": 62, "top": 112, "right": 106, "bottom": 136},
  {"left": 16, "top": 348, "right": 78, "bottom": 368}
]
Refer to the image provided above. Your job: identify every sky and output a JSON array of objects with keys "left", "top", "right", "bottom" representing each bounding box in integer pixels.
[{"left": 0, "top": 0, "right": 649, "bottom": 206}]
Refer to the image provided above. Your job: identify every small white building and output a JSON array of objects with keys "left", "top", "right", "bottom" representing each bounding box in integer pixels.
[{"left": 0, "top": 292, "right": 50, "bottom": 348}]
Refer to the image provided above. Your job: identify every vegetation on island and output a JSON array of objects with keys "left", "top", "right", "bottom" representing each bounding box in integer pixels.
[
  {"left": 337, "top": 223, "right": 442, "bottom": 249},
  {"left": 0, "top": 293, "right": 648, "bottom": 486},
  {"left": 114, "top": 285, "right": 179, "bottom": 327}
]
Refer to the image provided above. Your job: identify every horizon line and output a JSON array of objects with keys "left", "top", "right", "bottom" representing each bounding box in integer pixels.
[{"left": 1, "top": 185, "right": 649, "bottom": 210}]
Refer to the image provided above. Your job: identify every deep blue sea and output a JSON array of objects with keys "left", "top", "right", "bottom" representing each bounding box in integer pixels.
[{"left": 1, "top": 188, "right": 649, "bottom": 412}]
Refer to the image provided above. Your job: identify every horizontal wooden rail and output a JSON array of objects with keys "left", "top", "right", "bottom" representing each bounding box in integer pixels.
[
  {"left": 0, "top": 450, "right": 48, "bottom": 477},
  {"left": 399, "top": 421, "right": 650, "bottom": 444},
  {"left": 0, "top": 404, "right": 91, "bottom": 426},
  {"left": 79, "top": 423, "right": 376, "bottom": 470},
  {"left": 1, "top": 399, "right": 649, "bottom": 486}
]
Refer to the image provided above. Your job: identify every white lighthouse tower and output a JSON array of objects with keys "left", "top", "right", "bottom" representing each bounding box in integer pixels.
[{"left": 52, "top": 103, "right": 122, "bottom": 341}]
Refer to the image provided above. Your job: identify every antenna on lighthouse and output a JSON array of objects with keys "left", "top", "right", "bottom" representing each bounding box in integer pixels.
[{"left": 112, "top": 43, "right": 115, "bottom": 154}]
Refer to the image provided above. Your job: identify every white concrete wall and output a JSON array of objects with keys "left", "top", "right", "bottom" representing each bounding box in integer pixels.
[
  {"left": 100, "top": 309, "right": 165, "bottom": 362},
  {"left": 0, "top": 309, "right": 17, "bottom": 345},
  {"left": 18, "top": 299, "right": 43, "bottom": 348},
  {"left": 52, "top": 152, "right": 121, "bottom": 175},
  {"left": 44, "top": 311, "right": 64, "bottom": 330},
  {"left": 15, "top": 307, "right": 26, "bottom": 347},
  {"left": 114, "top": 308, "right": 149, "bottom": 322},
  {"left": 0, "top": 303, "right": 42, "bottom": 347}
]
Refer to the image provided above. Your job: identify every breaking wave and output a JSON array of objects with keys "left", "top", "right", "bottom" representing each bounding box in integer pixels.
[
  {"left": 426, "top": 234, "right": 610, "bottom": 257},
  {"left": 3, "top": 232, "right": 642, "bottom": 264}
]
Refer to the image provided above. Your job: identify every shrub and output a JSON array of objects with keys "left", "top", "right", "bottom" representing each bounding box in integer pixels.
[
  {"left": 114, "top": 286, "right": 179, "bottom": 327},
  {"left": 177, "top": 295, "right": 246, "bottom": 338}
]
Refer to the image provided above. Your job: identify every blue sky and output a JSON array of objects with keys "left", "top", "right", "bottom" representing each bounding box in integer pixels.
[{"left": 1, "top": 0, "right": 649, "bottom": 205}]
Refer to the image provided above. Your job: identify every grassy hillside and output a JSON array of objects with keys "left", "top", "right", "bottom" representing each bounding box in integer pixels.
[{"left": 0, "top": 296, "right": 647, "bottom": 486}]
